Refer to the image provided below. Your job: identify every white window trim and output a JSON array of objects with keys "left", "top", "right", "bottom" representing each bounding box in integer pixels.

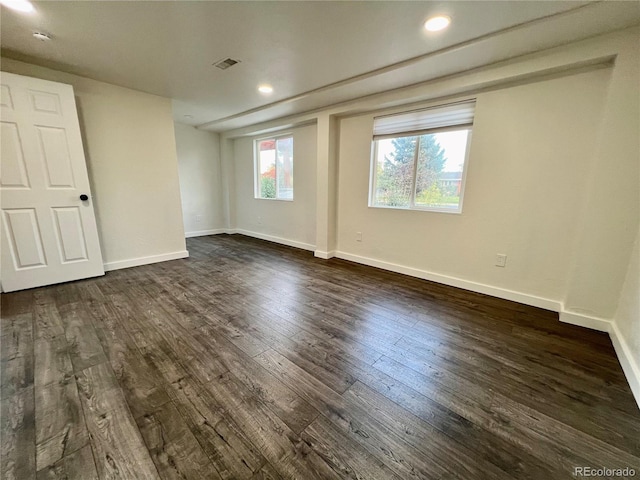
[
  {"left": 254, "top": 133, "right": 294, "bottom": 201},
  {"left": 368, "top": 128, "right": 473, "bottom": 214}
]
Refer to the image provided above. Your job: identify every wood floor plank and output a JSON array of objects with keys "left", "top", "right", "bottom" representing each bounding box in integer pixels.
[
  {"left": 1, "top": 387, "right": 36, "bottom": 480},
  {"left": 345, "top": 381, "right": 516, "bottom": 479},
  {"left": 260, "top": 299, "right": 386, "bottom": 364},
  {"left": 164, "top": 375, "right": 267, "bottom": 480},
  {"left": 195, "top": 331, "right": 319, "bottom": 435},
  {"left": 255, "top": 349, "right": 461, "bottom": 480},
  {"left": 402, "top": 322, "right": 634, "bottom": 406},
  {"left": 348, "top": 351, "right": 564, "bottom": 479},
  {"left": 393, "top": 333, "right": 640, "bottom": 453},
  {"left": 1, "top": 289, "right": 33, "bottom": 316},
  {"left": 204, "top": 370, "right": 342, "bottom": 480},
  {"left": 277, "top": 341, "right": 359, "bottom": 395},
  {"left": 58, "top": 302, "right": 107, "bottom": 372},
  {"left": 408, "top": 309, "right": 630, "bottom": 390},
  {"left": 110, "top": 284, "right": 234, "bottom": 386},
  {"left": 0, "top": 313, "right": 33, "bottom": 362},
  {"left": 137, "top": 400, "right": 221, "bottom": 480},
  {"left": 103, "top": 292, "right": 167, "bottom": 353},
  {"left": 31, "top": 293, "right": 91, "bottom": 471},
  {"left": 2, "top": 234, "right": 639, "bottom": 479},
  {"left": 269, "top": 296, "right": 402, "bottom": 351},
  {"left": 250, "top": 462, "right": 283, "bottom": 480},
  {"left": 288, "top": 327, "right": 563, "bottom": 479},
  {"left": 410, "top": 295, "right": 625, "bottom": 375},
  {"left": 33, "top": 293, "right": 66, "bottom": 340},
  {"left": 36, "top": 444, "right": 98, "bottom": 480},
  {"left": 127, "top": 279, "right": 208, "bottom": 333},
  {"left": 34, "top": 336, "right": 73, "bottom": 389},
  {"left": 52, "top": 283, "right": 83, "bottom": 309},
  {"left": 291, "top": 328, "right": 383, "bottom": 366},
  {"left": 75, "top": 362, "right": 159, "bottom": 479},
  {"left": 373, "top": 354, "right": 640, "bottom": 474},
  {"left": 35, "top": 376, "right": 88, "bottom": 470},
  {"left": 138, "top": 274, "right": 276, "bottom": 356},
  {"left": 88, "top": 300, "right": 171, "bottom": 419},
  {"left": 301, "top": 415, "right": 404, "bottom": 480},
  {"left": 1, "top": 312, "right": 34, "bottom": 399}
]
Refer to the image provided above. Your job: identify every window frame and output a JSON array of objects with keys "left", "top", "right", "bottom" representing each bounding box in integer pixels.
[
  {"left": 253, "top": 133, "right": 294, "bottom": 201},
  {"left": 368, "top": 126, "right": 473, "bottom": 214}
]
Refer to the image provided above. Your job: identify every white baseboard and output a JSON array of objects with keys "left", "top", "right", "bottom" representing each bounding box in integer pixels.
[
  {"left": 334, "top": 250, "right": 561, "bottom": 312},
  {"left": 610, "top": 322, "right": 640, "bottom": 409},
  {"left": 103, "top": 250, "right": 189, "bottom": 272},
  {"left": 185, "top": 228, "right": 226, "bottom": 238},
  {"left": 558, "top": 310, "right": 612, "bottom": 332},
  {"left": 231, "top": 229, "right": 315, "bottom": 252},
  {"left": 314, "top": 250, "right": 336, "bottom": 259}
]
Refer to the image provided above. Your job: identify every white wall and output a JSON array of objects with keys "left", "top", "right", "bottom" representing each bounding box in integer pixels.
[
  {"left": 617, "top": 228, "right": 640, "bottom": 364},
  {"left": 563, "top": 34, "right": 640, "bottom": 320},
  {"left": 613, "top": 227, "right": 640, "bottom": 403},
  {"left": 232, "top": 124, "right": 317, "bottom": 249},
  {"left": 1, "top": 58, "right": 187, "bottom": 269},
  {"left": 174, "top": 123, "right": 225, "bottom": 236},
  {"left": 337, "top": 69, "right": 611, "bottom": 305}
]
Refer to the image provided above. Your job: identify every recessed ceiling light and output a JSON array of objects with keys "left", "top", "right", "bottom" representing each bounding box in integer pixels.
[
  {"left": 33, "top": 32, "right": 52, "bottom": 41},
  {"left": 183, "top": 114, "right": 194, "bottom": 119},
  {"left": 0, "top": 0, "right": 35, "bottom": 13},
  {"left": 258, "top": 84, "right": 273, "bottom": 94},
  {"left": 424, "top": 15, "right": 451, "bottom": 32}
]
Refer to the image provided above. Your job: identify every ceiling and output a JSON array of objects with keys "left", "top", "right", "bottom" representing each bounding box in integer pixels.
[{"left": 1, "top": 1, "right": 639, "bottom": 132}]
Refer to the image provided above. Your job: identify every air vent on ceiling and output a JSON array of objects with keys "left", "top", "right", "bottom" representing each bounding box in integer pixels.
[{"left": 213, "top": 58, "right": 240, "bottom": 70}]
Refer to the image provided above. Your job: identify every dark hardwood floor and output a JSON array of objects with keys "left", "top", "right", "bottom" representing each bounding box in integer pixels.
[{"left": 2, "top": 234, "right": 639, "bottom": 479}]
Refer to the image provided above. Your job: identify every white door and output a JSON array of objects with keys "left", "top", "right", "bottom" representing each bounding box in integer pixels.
[{"left": 1, "top": 72, "right": 104, "bottom": 292}]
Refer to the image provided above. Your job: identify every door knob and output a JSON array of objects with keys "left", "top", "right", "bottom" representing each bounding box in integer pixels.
[{"left": 79, "top": 194, "right": 89, "bottom": 201}]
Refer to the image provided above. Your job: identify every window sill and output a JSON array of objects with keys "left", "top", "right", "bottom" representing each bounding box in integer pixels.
[
  {"left": 254, "top": 197, "right": 294, "bottom": 202},
  {"left": 368, "top": 204, "right": 462, "bottom": 214}
]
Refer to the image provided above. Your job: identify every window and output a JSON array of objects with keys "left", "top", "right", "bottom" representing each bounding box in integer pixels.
[
  {"left": 370, "top": 101, "right": 474, "bottom": 213},
  {"left": 255, "top": 135, "right": 293, "bottom": 200}
]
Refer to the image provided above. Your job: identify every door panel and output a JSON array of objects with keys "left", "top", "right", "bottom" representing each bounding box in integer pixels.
[
  {"left": 28, "top": 89, "right": 62, "bottom": 115},
  {"left": 2, "top": 209, "right": 47, "bottom": 269},
  {"left": 1, "top": 72, "right": 104, "bottom": 292},
  {"left": 36, "top": 126, "right": 76, "bottom": 188},
  {"left": 51, "top": 207, "right": 88, "bottom": 263},
  {"left": 0, "top": 84, "right": 14, "bottom": 109},
  {"left": 0, "top": 122, "right": 30, "bottom": 188}
]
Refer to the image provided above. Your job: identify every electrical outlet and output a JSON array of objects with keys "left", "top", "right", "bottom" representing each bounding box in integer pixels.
[
  {"left": 495, "top": 254, "right": 507, "bottom": 267},
  {"left": 356, "top": 232, "right": 362, "bottom": 242},
  {"left": 257, "top": 216, "right": 263, "bottom": 225},
  {"left": 195, "top": 214, "right": 202, "bottom": 224}
]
